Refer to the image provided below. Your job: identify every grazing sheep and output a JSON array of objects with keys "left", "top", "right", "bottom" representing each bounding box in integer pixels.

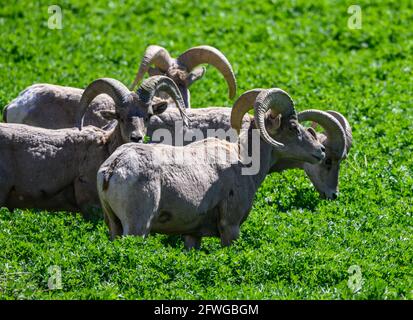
[
  {"left": 0, "top": 76, "right": 187, "bottom": 218},
  {"left": 130, "top": 45, "right": 237, "bottom": 108},
  {"left": 8, "top": 87, "right": 346, "bottom": 200},
  {"left": 3, "top": 84, "right": 115, "bottom": 129},
  {"left": 271, "top": 110, "right": 352, "bottom": 199},
  {"left": 97, "top": 88, "right": 326, "bottom": 248},
  {"left": 146, "top": 101, "right": 351, "bottom": 199},
  {"left": 3, "top": 45, "right": 236, "bottom": 128}
]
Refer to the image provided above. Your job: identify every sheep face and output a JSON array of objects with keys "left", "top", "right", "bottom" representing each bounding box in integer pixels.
[
  {"left": 302, "top": 133, "right": 343, "bottom": 199},
  {"left": 266, "top": 115, "right": 326, "bottom": 165},
  {"left": 100, "top": 94, "right": 168, "bottom": 143},
  {"left": 133, "top": 45, "right": 237, "bottom": 108},
  {"left": 165, "top": 66, "right": 205, "bottom": 88},
  {"left": 148, "top": 65, "right": 205, "bottom": 108}
]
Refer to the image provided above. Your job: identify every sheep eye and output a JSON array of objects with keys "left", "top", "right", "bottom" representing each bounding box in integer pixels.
[{"left": 290, "top": 125, "right": 299, "bottom": 133}]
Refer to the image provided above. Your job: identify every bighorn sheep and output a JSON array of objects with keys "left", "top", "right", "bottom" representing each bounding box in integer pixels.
[
  {"left": 0, "top": 76, "right": 187, "bottom": 218},
  {"left": 146, "top": 104, "right": 352, "bottom": 199},
  {"left": 97, "top": 88, "right": 326, "bottom": 248},
  {"left": 130, "top": 45, "right": 237, "bottom": 108},
  {"left": 3, "top": 80, "right": 351, "bottom": 199},
  {"left": 3, "top": 45, "right": 236, "bottom": 128},
  {"left": 271, "top": 110, "right": 352, "bottom": 199},
  {"left": 3, "top": 84, "right": 115, "bottom": 129}
]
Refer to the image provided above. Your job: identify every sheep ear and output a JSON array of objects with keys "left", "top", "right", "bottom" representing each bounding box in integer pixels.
[
  {"left": 152, "top": 100, "right": 169, "bottom": 115},
  {"left": 100, "top": 110, "right": 118, "bottom": 120},
  {"left": 187, "top": 66, "right": 206, "bottom": 86}
]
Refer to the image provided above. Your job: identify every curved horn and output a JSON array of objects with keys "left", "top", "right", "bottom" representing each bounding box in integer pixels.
[
  {"left": 230, "top": 89, "right": 264, "bottom": 133},
  {"left": 137, "top": 75, "right": 189, "bottom": 125},
  {"left": 254, "top": 89, "right": 296, "bottom": 149},
  {"left": 130, "top": 45, "right": 172, "bottom": 90},
  {"left": 327, "top": 110, "right": 353, "bottom": 154},
  {"left": 298, "top": 110, "right": 346, "bottom": 158},
  {"left": 177, "top": 45, "right": 237, "bottom": 99},
  {"left": 78, "top": 78, "right": 130, "bottom": 129}
]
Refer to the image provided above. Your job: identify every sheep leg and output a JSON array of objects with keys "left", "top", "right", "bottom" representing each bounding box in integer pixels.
[
  {"left": 218, "top": 199, "right": 241, "bottom": 247},
  {"left": 0, "top": 185, "right": 9, "bottom": 207},
  {"left": 74, "top": 177, "right": 100, "bottom": 220},
  {"left": 219, "top": 225, "right": 240, "bottom": 247},
  {"left": 122, "top": 213, "right": 154, "bottom": 237},
  {"left": 101, "top": 201, "right": 123, "bottom": 240},
  {"left": 122, "top": 184, "right": 161, "bottom": 237},
  {"left": 106, "top": 212, "right": 123, "bottom": 240},
  {"left": 0, "top": 189, "right": 9, "bottom": 208},
  {"left": 0, "top": 168, "right": 11, "bottom": 208},
  {"left": 184, "top": 235, "right": 202, "bottom": 250},
  {"left": 122, "top": 207, "right": 158, "bottom": 238}
]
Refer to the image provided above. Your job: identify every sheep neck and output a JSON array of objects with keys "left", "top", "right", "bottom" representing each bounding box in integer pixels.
[
  {"left": 270, "top": 159, "right": 304, "bottom": 172},
  {"left": 106, "top": 125, "right": 125, "bottom": 155},
  {"left": 239, "top": 126, "right": 277, "bottom": 188}
]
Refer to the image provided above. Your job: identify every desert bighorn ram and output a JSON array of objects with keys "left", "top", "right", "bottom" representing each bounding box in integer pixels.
[
  {"left": 272, "top": 109, "right": 352, "bottom": 199},
  {"left": 146, "top": 102, "right": 351, "bottom": 199},
  {"left": 130, "top": 44, "right": 237, "bottom": 107},
  {"left": 0, "top": 76, "right": 187, "bottom": 218},
  {"left": 3, "top": 85, "right": 352, "bottom": 199},
  {"left": 3, "top": 45, "right": 236, "bottom": 128},
  {"left": 97, "top": 88, "right": 326, "bottom": 248}
]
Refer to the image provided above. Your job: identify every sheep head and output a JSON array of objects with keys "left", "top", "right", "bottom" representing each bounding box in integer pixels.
[
  {"left": 296, "top": 110, "right": 352, "bottom": 199},
  {"left": 231, "top": 89, "right": 326, "bottom": 165},
  {"left": 130, "top": 45, "right": 237, "bottom": 107},
  {"left": 77, "top": 76, "right": 187, "bottom": 143}
]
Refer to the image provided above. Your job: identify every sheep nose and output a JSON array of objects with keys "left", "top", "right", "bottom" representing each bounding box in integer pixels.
[
  {"left": 130, "top": 133, "right": 143, "bottom": 143},
  {"left": 321, "top": 145, "right": 326, "bottom": 153}
]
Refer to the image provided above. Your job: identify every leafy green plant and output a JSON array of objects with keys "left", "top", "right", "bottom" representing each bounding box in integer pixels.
[{"left": 0, "top": 0, "right": 412, "bottom": 299}]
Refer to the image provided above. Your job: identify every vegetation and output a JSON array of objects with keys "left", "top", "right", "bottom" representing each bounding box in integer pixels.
[{"left": 0, "top": 0, "right": 412, "bottom": 299}]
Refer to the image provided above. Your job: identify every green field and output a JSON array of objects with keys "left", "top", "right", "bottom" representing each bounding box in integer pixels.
[{"left": 0, "top": 0, "right": 412, "bottom": 299}]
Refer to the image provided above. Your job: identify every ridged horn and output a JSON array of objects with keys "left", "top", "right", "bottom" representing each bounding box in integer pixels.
[
  {"left": 298, "top": 110, "right": 346, "bottom": 158},
  {"left": 327, "top": 110, "right": 353, "bottom": 155},
  {"left": 254, "top": 89, "right": 296, "bottom": 149},
  {"left": 130, "top": 45, "right": 172, "bottom": 90},
  {"left": 230, "top": 89, "right": 264, "bottom": 133},
  {"left": 177, "top": 45, "right": 236, "bottom": 99},
  {"left": 137, "top": 75, "right": 189, "bottom": 125},
  {"left": 78, "top": 78, "right": 130, "bottom": 129}
]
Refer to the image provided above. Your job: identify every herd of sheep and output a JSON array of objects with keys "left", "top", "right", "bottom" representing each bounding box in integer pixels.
[{"left": 0, "top": 45, "right": 352, "bottom": 249}]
